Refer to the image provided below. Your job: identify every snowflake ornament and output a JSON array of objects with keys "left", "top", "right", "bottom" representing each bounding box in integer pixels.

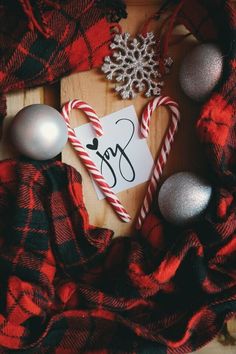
[{"left": 101, "top": 32, "right": 173, "bottom": 100}]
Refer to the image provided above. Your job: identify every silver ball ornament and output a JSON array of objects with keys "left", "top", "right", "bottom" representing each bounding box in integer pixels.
[
  {"left": 179, "top": 43, "right": 223, "bottom": 102},
  {"left": 11, "top": 104, "right": 68, "bottom": 160},
  {"left": 158, "top": 172, "right": 212, "bottom": 225}
]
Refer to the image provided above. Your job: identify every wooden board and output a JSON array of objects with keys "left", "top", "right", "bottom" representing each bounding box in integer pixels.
[
  {"left": 193, "top": 319, "right": 236, "bottom": 354},
  {"left": 61, "top": 3, "right": 207, "bottom": 237}
]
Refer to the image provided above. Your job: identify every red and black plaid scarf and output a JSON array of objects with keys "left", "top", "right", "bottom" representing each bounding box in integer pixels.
[
  {"left": 0, "top": 0, "right": 126, "bottom": 124},
  {"left": 0, "top": 0, "right": 235, "bottom": 353}
]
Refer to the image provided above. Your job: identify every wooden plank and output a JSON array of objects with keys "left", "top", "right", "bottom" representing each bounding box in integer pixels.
[
  {"left": 0, "top": 88, "right": 44, "bottom": 160},
  {"left": 61, "top": 3, "right": 206, "bottom": 237},
  {"left": 193, "top": 319, "right": 236, "bottom": 353},
  {"left": 194, "top": 339, "right": 236, "bottom": 354},
  {"left": 228, "top": 318, "right": 236, "bottom": 333}
]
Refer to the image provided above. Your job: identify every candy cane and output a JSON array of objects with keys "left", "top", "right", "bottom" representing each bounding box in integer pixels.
[
  {"left": 136, "top": 96, "right": 180, "bottom": 229},
  {"left": 62, "top": 99, "right": 131, "bottom": 223}
]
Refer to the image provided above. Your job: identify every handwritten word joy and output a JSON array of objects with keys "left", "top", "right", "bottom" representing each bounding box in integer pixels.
[{"left": 86, "top": 118, "right": 135, "bottom": 188}]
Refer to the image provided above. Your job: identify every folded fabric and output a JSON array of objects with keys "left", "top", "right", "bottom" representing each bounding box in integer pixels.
[
  {"left": 0, "top": 0, "right": 127, "bottom": 123},
  {"left": 0, "top": 148, "right": 235, "bottom": 353},
  {"left": 0, "top": 158, "right": 115, "bottom": 352},
  {"left": 0, "top": 0, "right": 235, "bottom": 353}
]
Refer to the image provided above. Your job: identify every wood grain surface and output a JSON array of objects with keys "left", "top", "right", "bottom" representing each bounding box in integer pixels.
[{"left": 61, "top": 4, "right": 208, "bottom": 237}]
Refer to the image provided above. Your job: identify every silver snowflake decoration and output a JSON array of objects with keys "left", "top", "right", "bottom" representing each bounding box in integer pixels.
[{"left": 101, "top": 32, "right": 173, "bottom": 100}]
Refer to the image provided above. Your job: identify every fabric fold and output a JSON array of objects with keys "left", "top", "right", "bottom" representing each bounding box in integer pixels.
[{"left": 0, "top": 155, "right": 235, "bottom": 353}]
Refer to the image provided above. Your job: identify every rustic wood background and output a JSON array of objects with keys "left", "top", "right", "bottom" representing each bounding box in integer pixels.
[
  {"left": 0, "top": 1, "right": 235, "bottom": 352},
  {"left": 61, "top": 4, "right": 206, "bottom": 237}
]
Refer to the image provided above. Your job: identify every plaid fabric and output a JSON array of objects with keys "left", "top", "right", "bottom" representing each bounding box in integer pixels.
[
  {"left": 0, "top": 0, "right": 236, "bottom": 353},
  {"left": 0, "top": 0, "right": 126, "bottom": 122}
]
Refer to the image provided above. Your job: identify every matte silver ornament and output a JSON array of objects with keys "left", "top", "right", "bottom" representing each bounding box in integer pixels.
[
  {"left": 11, "top": 104, "right": 68, "bottom": 160},
  {"left": 179, "top": 43, "right": 223, "bottom": 102},
  {"left": 158, "top": 172, "right": 212, "bottom": 225},
  {"left": 101, "top": 32, "right": 173, "bottom": 99}
]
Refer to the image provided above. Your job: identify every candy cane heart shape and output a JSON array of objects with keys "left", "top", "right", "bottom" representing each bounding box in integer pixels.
[
  {"left": 136, "top": 96, "right": 180, "bottom": 229},
  {"left": 62, "top": 99, "right": 131, "bottom": 223}
]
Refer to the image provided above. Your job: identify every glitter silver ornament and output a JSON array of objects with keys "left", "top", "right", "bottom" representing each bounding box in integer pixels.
[
  {"left": 179, "top": 43, "right": 223, "bottom": 102},
  {"left": 101, "top": 32, "right": 173, "bottom": 99},
  {"left": 158, "top": 172, "right": 212, "bottom": 225},
  {"left": 11, "top": 104, "right": 68, "bottom": 160}
]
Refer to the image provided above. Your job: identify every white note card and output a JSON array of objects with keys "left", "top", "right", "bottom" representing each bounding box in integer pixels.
[{"left": 74, "top": 105, "right": 154, "bottom": 200}]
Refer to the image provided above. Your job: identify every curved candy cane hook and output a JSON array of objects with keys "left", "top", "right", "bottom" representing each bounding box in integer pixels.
[
  {"left": 62, "top": 99, "right": 131, "bottom": 223},
  {"left": 136, "top": 96, "right": 180, "bottom": 229}
]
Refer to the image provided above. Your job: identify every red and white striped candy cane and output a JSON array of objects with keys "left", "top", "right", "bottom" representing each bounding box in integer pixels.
[
  {"left": 62, "top": 99, "right": 131, "bottom": 223},
  {"left": 136, "top": 96, "right": 180, "bottom": 229}
]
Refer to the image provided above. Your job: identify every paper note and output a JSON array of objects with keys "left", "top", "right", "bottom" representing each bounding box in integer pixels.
[{"left": 74, "top": 105, "right": 154, "bottom": 200}]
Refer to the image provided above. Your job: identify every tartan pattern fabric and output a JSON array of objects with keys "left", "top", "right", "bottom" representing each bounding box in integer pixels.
[
  {"left": 0, "top": 0, "right": 235, "bottom": 353},
  {"left": 0, "top": 153, "right": 235, "bottom": 352},
  {"left": 0, "top": 0, "right": 126, "bottom": 122}
]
